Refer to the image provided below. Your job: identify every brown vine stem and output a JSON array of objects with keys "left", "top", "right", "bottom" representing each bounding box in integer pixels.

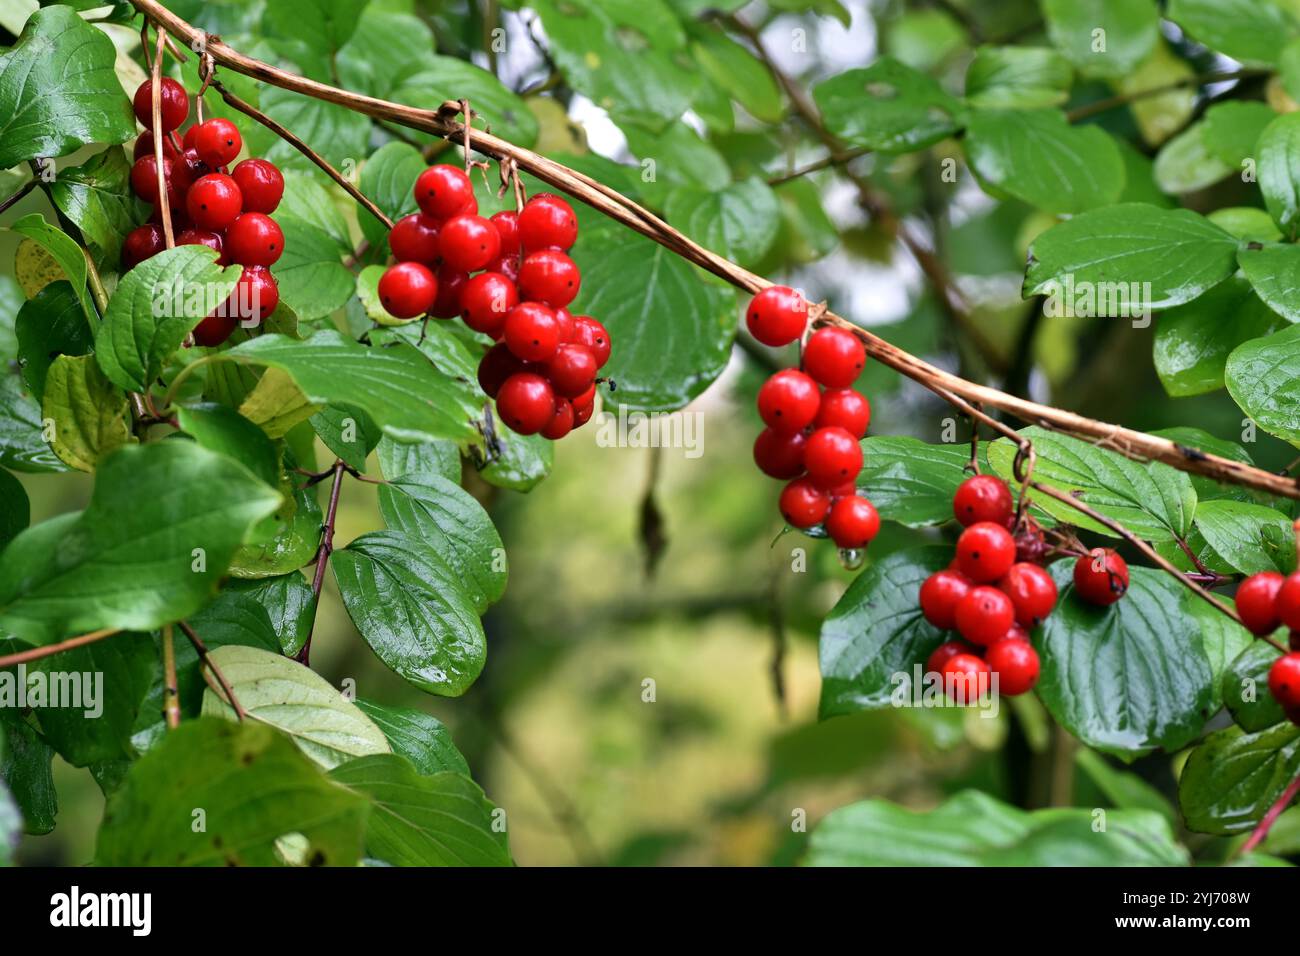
[
  {"left": 128, "top": 0, "right": 1300, "bottom": 502},
  {"left": 180, "top": 620, "right": 245, "bottom": 719},
  {"left": 1239, "top": 770, "right": 1300, "bottom": 856},
  {"left": 148, "top": 25, "right": 176, "bottom": 248},
  {"left": 161, "top": 623, "right": 181, "bottom": 729},
  {"left": 1066, "top": 68, "right": 1270, "bottom": 122},
  {"left": 298, "top": 459, "right": 347, "bottom": 666},
  {"left": 0, "top": 628, "right": 120, "bottom": 669}
]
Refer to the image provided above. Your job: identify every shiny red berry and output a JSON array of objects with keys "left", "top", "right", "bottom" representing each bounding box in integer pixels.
[
  {"left": 121, "top": 223, "right": 166, "bottom": 271},
  {"left": 553, "top": 307, "right": 574, "bottom": 343},
  {"left": 955, "top": 586, "right": 1015, "bottom": 646},
  {"left": 378, "top": 261, "right": 436, "bottom": 319},
  {"left": 504, "top": 302, "right": 561, "bottom": 362},
  {"left": 130, "top": 154, "right": 174, "bottom": 204},
  {"left": 955, "top": 521, "right": 1017, "bottom": 583},
  {"left": 221, "top": 265, "right": 278, "bottom": 325},
  {"left": 541, "top": 399, "right": 575, "bottom": 440},
  {"left": 953, "top": 474, "right": 1014, "bottom": 528},
  {"left": 779, "top": 477, "right": 830, "bottom": 528},
  {"left": 997, "top": 562, "right": 1058, "bottom": 628},
  {"left": 1073, "top": 548, "right": 1129, "bottom": 606},
  {"left": 746, "top": 286, "right": 807, "bottom": 347},
  {"left": 488, "top": 253, "right": 520, "bottom": 283},
  {"left": 926, "top": 639, "right": 973, "bottom": 677},
  {"left": 134, "top": 130, "right": 180, "bottom": 162},
  {"left": 226, "top": 213, "right": 284, "bottom": 267},
  {"left": 460, "top": 271, "right": 518, "bottom": 335},
  {"left": 803, "top": 326, "right": 865, "bottom": 388},
  {"left": 569, "top": 315, "right": 610, "bottom": 367},
  {"left": 231, "top": 158, "right": 284, "bottom": 214},
  {"left": 986, "top": 638, "right": 1040, "bottom": 696},
  {"left": 175, "top": 228, "right": 226, "bottom": 265},
  {"left": 192, "top": 118, "right": 242, "bottom": 168},
  {"left": 573, "top": 392, "right": 596, "bottom": 427},
  {"left": 438, "top": 214, "right": 501, "bottom": 272},
  {"left": 496, "top": 372, "right": 555, "bottom": 435},
  {"left": 1269, "top": 653, "right": 1300, "bottom": 710},
  {"left": 813, "top": 388, "right": 870, "bottom": 438},
  {"left": 133, "top": 78, "right": 190, "bottom": 132},
  {"left": 803, "top": 426, "right": 863, "bottom": 487},
  {"left": 519, "top": 249, "right": 581, "bottom": 307},
  {"left": 825, "top": 495, "right": 880, "bottom": 549},
  {"left": 1279, "top": 572, "right": 1300, "bottom": 631},
  {"left": 191, "top": 311, "right": 237, "bottom": 347},
  {"left": 757, "top": 369, "right": 819, "bottom": 433},
  {"left": 1237, "top": 572, "right": 1285, "bottom": 636},
  {"left": 389, "top": 213, "right": 441, "bottom": 264},
  {"left": 518, "top": 193, "right": 577, "bottom": 252},
  {"left": 186, "top": 173, "right": 243, "bottom": 231},
  {"left": 490, "top": 210, "right": 520, "bottom": 251},
  {"left": 941, "top": 653, "right": 991, "bottom": 704},
  {"left": 428, "top": 266, "right": 468, "bottom": 319},
  {"left": 477, "top": 342, "right": 523, "bottom": 398},
  {"left": 753, "top": 428, "right": 806, "bottom": 480},
  {"left": 545, "top": 344, "right": 597, "bottom": 398},
  {"left": 919, "top": 570, "right": 972, "bottom": 630},
  {"left": 414, "top": 164, "right": 475, "bottom": 220}
]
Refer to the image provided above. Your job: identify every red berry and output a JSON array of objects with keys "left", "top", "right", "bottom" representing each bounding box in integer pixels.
[
  {"left": 192, "top": 118, "right": 242, "bottom": 168},
  {"left": 182, "top": 124, "right": 200, "bottom": 150},
  {"left": 757, "top": 369, "right": 820, "bottom": 433},
  {"left": 490, "top": 210, "right": 520, "bottom": 251},
  {"left": 955, "top": 521, "right": 1017, "bottom": 583},
  {"left": 827, "top": 480, "right": 857, "bottom": 499},
  {"left": 569, "top": 315, "right": 610, "bottom": 367},
  {"left": 414, "top": 164, "right": 475, "bottom": 219},
  {"left": 121, "top": 223, "right": 166, "bottom": 271},
  {"left": 186, "top": 173, "right": 243, "bottom": 231},
  {"left": 504, "top": 302, "right": 561, "bottom": 362},
  {"left": 553, "top": 307, "right": 575, "bottom": 343},
  {"left": 496, "top": 372, "right": 555, "bottom": 435},
  {"left": 377, "top": 261, "right": 437, "bottom": 319},
  {"left": 438, "top": 214, "right": 501, "bottom": 272},
  {"left": 541, "top": 399, "right": 575, "bottom": 440},
  {"left": 1279, "top": 573, "right": 1300, "bottom": 631},
  {"left": 997, "top": 562, "right": 1058, "bottom": 628},
  {"left": 134, "top": 130, "right": 180, "bottom": 162},
  {"left": 941, "top": 653, "right": 991, "bottom": 704},
  {"left": 986, "top": 638, "right": 1040, "bottom": 696},
  {"left": 1073, "top": 548, "right": 1129, "bottom": 606},
  {"left": 955, "top": 585, "right": 1015, "bottom": 646},
  {"left": 429, "top": 266, "right": 468, "bottom": 319},
  {"left": 461, "top": 271, "right": 519, "bottom": 336},
  {"left": 753, "top": 428, "right": 806, "bottom": 480},
  {"left": 518, "top": 248, "right": 581, "bottom": 307},
  {"left": 813, "top": 388, "right": 871, "bottom": 438},
  {"left": 518, "top": 193, "right": 577, "bottom": 252},
  {"left": 175, "top": 228, "right": 226, "bottom": 265},
  {"left": 803, "top": 426, "right": 863, "bottom": 487},
  {"left": 573, "top": 394, "right": 596, "bottom": 428},
  {"left": 174, "top": 147, "right": 206, "bottom": 189},
  {"left": 803, "top": 326, "right": 866, "bottom": 388},
  {"left": 545, "top": 344, "right": 598, "bottom": 398},
  {"left": 779, "top": 477, "right": 830, "bottom": 528},
  {"left": 1237, "top": 572, "right": 1285, "bottom": 636},
  {"left": 1004, "top": 624, "right": 1030, "bottom": 642},
  {"left": 231, "top": 158, "right": 284, "bottom": 214},
  {"left": 389, "top": 213, "right": 441, "bottom": 264},
  {"left": 1269, "top": 653, "right": 1300, "bottom": 710},
  {"left": 477, "top": 342, "right": 523, "bottom": 398},
  {"left": 825, "top": 495, "right": 880, "bottom": 549},
  {"left": 192, "top": 311, "right": 236, "bottom": 347},
  {"left": 953, "top": 474, "right": 1014, "bottom": 528},
  {"left": 919, "top": 570, "right": 972, "bottom": 630},
  {"left": 746, "top": 285, "right": 807, "bottom": 347},
  {"left": 133, "top": 78, "right": 190, "bottom": 132},
  {"left": 926, "top": 639, "right": 973, "bottom": 677},
  {"left": 226, "top": 213, "right": 284, "bottom": 266},
  {"left": 130, "top": 154, "right": 174, "bottom": 204},
  {"left": 488, "top": 253, "right": 520, "bottom": 283},
  {"left": 220, "top": 265, "right": 278, "bottom": 325}
]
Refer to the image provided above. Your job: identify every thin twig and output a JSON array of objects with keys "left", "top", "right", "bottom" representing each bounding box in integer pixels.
[
  {"left": 149, "top": 25, "right": 175, "bottom": 248},
  {"left": 162, "top": 623, "right": 181, "bottom": 729},
  {"left": 1066, "top": 69, "right": 1268, "bottom": 122},
  {"left": 180, "top": 620, "right": 245, "bottom": 720},
  {"left": 1239, "top": 771, "right": 1300, "bottom": 856},
  {"left": 0, "top": 628, "right": 120, "bottom": 669},
  {"left": 767, "top": 146, "right": 871, "bottom": 185},
  {"left": 298, "top": 459, "right": 347, "bottom": 666},
  {"left": 0, "top": 178, "right": 38, "bottom": 217}
]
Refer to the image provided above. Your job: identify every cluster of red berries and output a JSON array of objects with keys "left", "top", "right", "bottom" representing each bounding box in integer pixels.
[
  {"left": 120, "top": 78, "right": 285, "bottom": 347},
  {"left": 747, "top": 287, "right": 880, "bottom": 550},
  {"left": 1235, "top": 560, "right": 1300, "bottom": 725},
  {"left": 376, "top": 166, "right": 608, "bottom": 439}
]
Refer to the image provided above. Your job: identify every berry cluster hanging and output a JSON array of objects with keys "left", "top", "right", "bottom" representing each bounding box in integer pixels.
[
  {"left": 377, "top": 165, "right": 610, "bottom": 440},
  {"left": 1235, "top": 542, "right": 1300, "bottom": 725},
  {"left": 122, "top": 78, "right": 286, "bottom": 346}
]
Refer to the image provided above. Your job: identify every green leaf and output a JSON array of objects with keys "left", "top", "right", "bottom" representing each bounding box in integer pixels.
[
  {"left": 41, "top": 353, "right": 134, "bottom": 472},
  {"left": 0, "top": 782, "right": 17, "bottom": 864},
  {"left": 228, "top": 573, "right": 315, "bottom": 658},
  {"left": 1226, "top": 324, "right": 1300, "bottom": 442},
  {"left": 689, "top": 26, "right": 782, "bottom": 123},
  {"left": 1223, "top": 641, "right": 1286, "bottom": 732},
  {"left": 336, "top": 10, "right": 436, "bottom": 100},
  {"left": 390, "top": 57, "right": 539, "bottom": 149},
  {"left": 95, "top": 717, "right": 367, "bottom": 866},
  {"left": 1041, "top": 0, "right": 1159, "bottom": 77},
  {"left": 856, "top": 436, "right": 970, "bottom": 528},
  {"left": 0, "top": 713, "right": 57, "bottom": 834},
  {"left": 1024, "top": 204, "right": 1239, "bottom": 309},
  {"left": 570, "top": 228, "right": 734, "bottom": 411},
  {"left": 0, "top": 6, "right": 135, "bottom": 169},
  {"left": 273, "top": 216, "right": 353, "bottom": 321},
  {"left": 379, "top": 473, "right": 506, "bottom": 612},
  {"left": 228, "top": 471, "right": 322, "bottom": 579},
  {"left": 358, "top": 142, "right": 426, "bottom": 253},
  {"left": 622, "top": 121, "right": 729, "bottom": 209},
  {"left": 964, "top": 109, "right": 1125, "bottom": 214},
  {"left": 1179, "top": 722, "right": 1300, "bottom": 834},
  {"left": 48, "top": 146, "right": 136, "bottom": 270},
  {"left": 329, "top": 754, "right": 511, "bottom": 866},
  {"left": 311, "top": 403, "right": 381, "bottom": 472},
  {"left": 96, "top": 245, "right": 242, "bottom": 393},
  {"left": 813, "top": 58, "right": 964, "bottom": 152},
  {"left": 332, "top": 531, "right": 486, "bottom": 697},
  {"left": 0, "top": 372, "right": 68, "bottom": 473},
  {"left": 0, "top": 470, "right": 28, "bottom": 551},
  {"left": 9, "top": 214, "right": 90, "bottom": 321},
  {"left": 354, "top": 699, "right": 469, "bottom": 776},
  {"left": 987, "top": 427, "right": 1196, "bottom": 544},
  {"left": 224, "top": 330, "right": 482, "bottom": 448},
  {"left": 177, "top": 402, "right": 280, "bottom": 487},
  {"left": 662, "top": 178, "right": 780, "bottom": 268},
  {"left": 1238, "top": 243, "right": 1300, "bottom": 323},
  {"left": 263, "top": 0, "right": 367, "bottom": 80},
  {"left": 965, "top": 46, "right": 1072, "bottom": 109},
  {"left": 200, "top": 645, "right": 390, "bottom": 770},
  {"left": 1153, "top": 123, "right": 1234, "bottom": 195},
  {"left": 237, "top": 367, "right": 323, "bottom": 439},
  {"left": 1201, "top": 101, "right": 1276, "bottom": 168},
  {"left": 1194, "top": 501, "right": 1297, "bottom": 575},
  {"left": 0, "top": 440, "right": 282, "bottom": 644},
  {"left": 1151, "top": 426, "right": 1257, "bottom": 504},
  {"left": 1167, "top": 0, "right": 1299, "bottom": 66},
  {"left": 480, "top": 429, "right": 554, "bottom": 492},
  {"left": 377, "top": 435, "right": 460, "bottom": 483},
  {"left": 1153, "top": 277, "right": 1285, "bottom": 397},
  {"left": 1208, "top": 207, "right": 1281, "bottom": 243},
  {"left": 1075, "top": 749, "right": 1177, "bottom": 824},
  {"left": 774, "top": 178, "right": 839, "bottom": 264},
  {"left": 819, "top": 547, "right": 948, "bottom": 718},
  {"left": 1035, "top": 564, "right": 1213, "bottom": 759},
  {"left": 15, "top": 280, "right": 93, "bottom": 400},
  {"left": 1189, "top": 595, "right": 1253, "bottom": 714},
  {"left": 1258, "top": 113, "right": 1300, "bottom": 238},
  {"left": 245, "top": 85, "right": 370, "bottom": 175}
]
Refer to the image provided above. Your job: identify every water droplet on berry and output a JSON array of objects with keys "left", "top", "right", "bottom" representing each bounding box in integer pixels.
[{"left": 838, "top": 548, "right": 865, "bottom": 571}]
